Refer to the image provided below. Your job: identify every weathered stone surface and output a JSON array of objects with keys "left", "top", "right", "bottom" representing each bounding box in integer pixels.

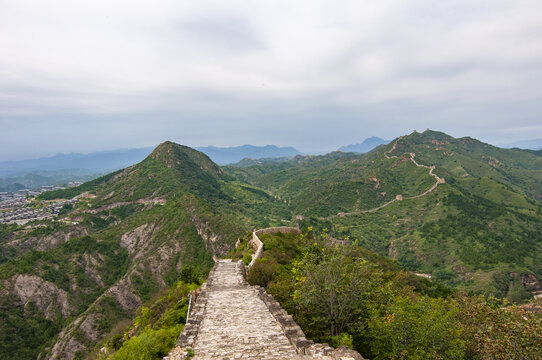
[
  {"left": 166, "top": 259, "right": 364, "bottom": 360},
  {"left": 192, "top": 260, "right": 298, "bottom": 359}
]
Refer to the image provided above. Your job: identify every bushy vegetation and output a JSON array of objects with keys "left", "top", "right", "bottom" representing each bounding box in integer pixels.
[
  {"left": 244, "top": 231, "right": 542, "bottom": 360},
  {"left": 0, "top": 297, "right": 62, "bottom": 360},
  {"left": 2, "top": 136, "right": 541, "bottom": 359},
  {"left": 99, "top": 281, "right": 198, "bottom": 360}
]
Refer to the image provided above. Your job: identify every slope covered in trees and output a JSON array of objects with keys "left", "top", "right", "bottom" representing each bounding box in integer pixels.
[
  {"left": 1, "top": 132, "right": 541, "bottom": 359},
  {"left": 226, "top": 130, "right": 542, "bottom": 298},
  {"left": 233, "top": 230, "right": 542, "bottom": 360},
  {"left": 0, "top": 142, "right": 289, "bottom": 360}
]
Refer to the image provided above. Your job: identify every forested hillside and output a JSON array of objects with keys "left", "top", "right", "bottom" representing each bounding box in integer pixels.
[
  {"left": 226, "top": 130, "right": 542, "bottom": 298},
  {"left": 232, "top": 230, "right": 542, "bottom": 360},
  {"left": 0, "top": 142, "right": 289, "bottom": 360},
  {"left": 1, "top": 132, "right": 541, "bottom": 359}
]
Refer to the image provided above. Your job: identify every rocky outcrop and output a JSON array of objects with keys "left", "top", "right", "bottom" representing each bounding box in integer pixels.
[
  {"left": 120, "top": 223, "right": 155, "bottom": 256},
  {"left": 46, "top": 220, "right": 210, "bottom": 359},
  {"left": 9, "top": 226, "right": 88, "bottom": 252},
  {"left": 2, "top": 274, "right": 73, "bottom": 320}
]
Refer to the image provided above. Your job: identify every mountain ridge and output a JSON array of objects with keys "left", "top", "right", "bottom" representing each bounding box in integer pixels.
[
  {"left": 0, "top": 141, "right": 291, "bottom": 360},
  {"left": 1, "top": 134, "right": 541, "bottom": 359},
  {"left": 225, "top": 129, "right": 542, "bottom": 300}
]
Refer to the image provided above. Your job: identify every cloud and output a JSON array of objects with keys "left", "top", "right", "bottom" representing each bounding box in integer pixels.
[{"left": 1, "top": 0, "right": 542, "bottom": 158}]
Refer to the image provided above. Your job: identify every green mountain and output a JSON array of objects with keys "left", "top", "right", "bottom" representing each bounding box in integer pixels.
[
  {"left": 0, "top": 142, "right": 289, "bottom": 360},
  {"left": 1, "top": 133, "right": 541, "bottom": 359},
  {"left": 225, "top": 130, "right": 542, "bottom": 298},
  {"left": 388, "top": 130, "right": 542, "bottom": 201}
]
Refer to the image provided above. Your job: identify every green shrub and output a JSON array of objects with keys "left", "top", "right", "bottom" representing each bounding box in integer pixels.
[
  {"left": 331, "top": 333, "right": 354, "bottom": 349},
  {"left": 247, "top": 258, "right": 278, "bottom": 287},
  {"left": 368, "top": 295, "right": 465, "bottom": 360},
  {"left": 179, "top": 266, "right": 201, "bottom": 285},
  {"left": 109, "top": 326, "right": 181, "bottom": 360},
  {"left": 242, "top": 253, "right": 252, "bottom": 266}
]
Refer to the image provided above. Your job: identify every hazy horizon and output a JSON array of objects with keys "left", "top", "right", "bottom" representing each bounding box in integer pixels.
[{"left": 1, "top": 131, "right": 540, "bottom": 163}]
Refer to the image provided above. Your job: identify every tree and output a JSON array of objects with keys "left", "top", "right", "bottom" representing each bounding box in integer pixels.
[
  {"left": 368, "top": 295, "right": 465, "bottom": 360},
  {"left": 293, "top": 246, "right": 382, "bottom": 337}
]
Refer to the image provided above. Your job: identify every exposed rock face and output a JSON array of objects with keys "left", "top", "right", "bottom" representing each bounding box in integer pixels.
[
  {"left": 106, "top": 277, "right": 142, "bottom": 311},
  {"left": 48, "top": 316, "right": 89, "bottom": 360},
  {"left": 3, "top": 274, "right": 73, "bottom": 320},
  {"left": 45, "top": 220, "right": 209, "bottom": 359},
  {"left": 522, "top": 273, "right": 542, "bottom": 291},
  {"left": 9, "top": 227, "right": 88, "bottom": 252},
  {"left": 81, "top": 253, "right": 105, "bottom": 287},
  {"left": 120, "top": 223, "right": 154, "bottom": 256}
]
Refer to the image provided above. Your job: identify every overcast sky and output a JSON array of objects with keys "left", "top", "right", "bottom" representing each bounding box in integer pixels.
[{"left": 1, "top": 0, "right": 542, "bottom": 160}]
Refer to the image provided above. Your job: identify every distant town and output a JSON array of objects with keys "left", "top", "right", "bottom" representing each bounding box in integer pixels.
[{"left": 0, "top": 182, "right": 82, "bottom": 225}]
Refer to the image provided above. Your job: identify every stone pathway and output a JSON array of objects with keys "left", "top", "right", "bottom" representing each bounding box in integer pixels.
[
  {"left": 191, "top": 260, "right": 302, "bottom": 360},
  {"left": 166, "top": 259, "right": 363, "bottom": 360}
]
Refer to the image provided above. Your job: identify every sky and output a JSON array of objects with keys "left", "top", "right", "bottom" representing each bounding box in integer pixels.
[{"left": 1, "top": 0, "right": 542, "bottom": 160}]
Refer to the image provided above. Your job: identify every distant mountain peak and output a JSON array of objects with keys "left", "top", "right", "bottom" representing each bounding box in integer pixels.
[
  {"left": 195, "top": 144, "right": 302, "bottom": 165},
  {"left": 339, "top": 136, "right": 390, "bottom": 153}
]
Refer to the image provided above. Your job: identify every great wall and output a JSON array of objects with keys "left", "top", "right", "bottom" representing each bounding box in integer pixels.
[
  {"left": 325, "top": 139, "right": 445, "bottom": 220},
  {"left": 165, "top": 227, "right": 364, "bottom": 360},
  {"left": 163, "top": 141, "right": 445, "bottom": 359}
]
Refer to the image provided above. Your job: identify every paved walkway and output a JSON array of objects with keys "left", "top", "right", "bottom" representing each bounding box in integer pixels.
[{"left": 191, "top": 260, "right": 301, "bottom": 360}]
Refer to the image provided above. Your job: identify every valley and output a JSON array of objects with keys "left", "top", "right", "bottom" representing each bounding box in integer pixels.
[{"left": 0, "top": 131, "right": 541, "bottom": 359}]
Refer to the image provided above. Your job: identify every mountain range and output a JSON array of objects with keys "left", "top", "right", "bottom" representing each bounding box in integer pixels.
[
  {"left": 0, "top": 131, "right": 541, "bottom": 359},
  {"left": 0, "top": 148, "right": 155, "bottom": 177},
  {"left": 0, "top": 145, "right": 302, "bottom": 191},
  {"left": 0, "top": 139, "right": 394, "bottom": 192},
  {"left": 499, "top": 138, "right": 542, "bottom": 150},
  {"left": 195, "top": 144, "right": 302, "bottom": 164},
  {"left": 225, "top": 130, "right": 542, "bottom": 296}
]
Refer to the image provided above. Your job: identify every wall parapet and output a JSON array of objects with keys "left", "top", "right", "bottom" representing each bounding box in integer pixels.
[
  {"left": 254, "top": 226, "right": 301, "bottom": 237},
  {"left": 248, "top": 227, "right": 301, "bottom": 268},
  {"left": 165, "top": 264, "right": 218, "bottom": 358},
  {"left": 244, "top": 264, "right": 364, "bottom": 359},
  {"left": 167, "top": 227, "right": 364, "bottom": 360},
  {"left": 244, "top": 226, "right": 364, "bottom": 359}
]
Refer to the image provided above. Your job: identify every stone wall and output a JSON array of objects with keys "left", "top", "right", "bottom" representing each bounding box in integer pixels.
[
  {"left": 170, "top": 261, "right": 248, "bottom": 351},
  {"left": 166, "top": 227, "right": 365, "bottom": 360},
  {"left": 248, "top": 232, "right": 263, "bottom": 268},
  {"left": 254, "top": 226, "right": 301, "bottom": 237},
  {"left": 248, "top": 227, "right": 301, "bottom": 268}
]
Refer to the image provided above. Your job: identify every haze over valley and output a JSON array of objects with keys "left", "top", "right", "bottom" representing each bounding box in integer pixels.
[{"left": 1, "top": 1, "right": 542, "bottom": 359}]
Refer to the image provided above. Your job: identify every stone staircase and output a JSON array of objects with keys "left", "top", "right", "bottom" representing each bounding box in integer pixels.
[{"left": 165, "top": 259, "right": 363, "bottom": 360}]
